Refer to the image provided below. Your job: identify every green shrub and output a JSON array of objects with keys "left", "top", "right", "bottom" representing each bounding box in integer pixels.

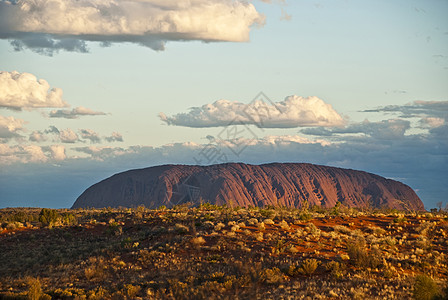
[
  {"left": 413, "top": 275, "right": 440, "bottom": 300},
  {"left": 332, "top": 201, "right": 342, "bottom": 216},
  {"left": 62, "top": 213, "right": 77, "bottom": 226},
  {"left": 298, "top": 212, "right": 313, "bottom": 221},
  {"left": 393, "top": 216, "right": 407, "bottom": 223},
  {"left": 38, "top": 208, "right": 60, "bottom": 227}
]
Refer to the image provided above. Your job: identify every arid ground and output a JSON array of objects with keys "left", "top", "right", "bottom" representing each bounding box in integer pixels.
[{"left": 1, "top": 205, "right": 447, "bottom": 299}]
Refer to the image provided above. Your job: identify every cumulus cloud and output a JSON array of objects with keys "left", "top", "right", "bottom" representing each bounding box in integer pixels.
[
  {"left": 301, "top": 119, "right": 411, "bottom": 140},
  {"left": 79, "top": 129, "right": 101, "bottom": 143},
  {"left": 105, "top": 132, "right": 123, "bottom": 142},
  {"left": 160, "top": 95, "right": 345, "bottom": 128},
  {"left": 0, "top": 144, "right": 47, "bottom": 164},
  {"left": 29, "top": 130, "right": 47, "bottom": 142},
  {"left": 59, "top": 128, "right": 79, "bottom": 143},
  {"left": 0, "top": 115, "right": 25, "bottom": 140},
  {"left": 0, "top": 71, "right": 68, "bottom": 110},
  {"left": 0, "top": 0, "right": 265, "bottom": 55},
  {"left": 0, "top": 143, "right": 67, "bottom": 164},
  {"left": 49, "top": 106, "right": 107, "bottom": 119},
  {"left": 28, "top": 125, "right": 59, "bottom": 142},
  {"left": 48, "top": 145, "right": 66, "bottom": 161}
]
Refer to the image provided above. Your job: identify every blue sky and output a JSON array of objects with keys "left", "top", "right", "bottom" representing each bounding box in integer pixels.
[{"left": 0, "top": 0, "right": 447, "bottom": 209}]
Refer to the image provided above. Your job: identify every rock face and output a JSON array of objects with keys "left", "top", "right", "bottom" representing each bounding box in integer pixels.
[{"left": 72, "top": 163, "right": 424, "bottom": 211}]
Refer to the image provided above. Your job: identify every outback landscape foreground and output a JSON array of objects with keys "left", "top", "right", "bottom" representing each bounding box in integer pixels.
[{"left": 1, "top": 204, "right": 447, "bottom": 299}]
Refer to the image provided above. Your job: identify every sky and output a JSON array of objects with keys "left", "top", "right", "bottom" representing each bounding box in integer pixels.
[{"left": 0, "top": 0, "right": 447, "bottom": 210}]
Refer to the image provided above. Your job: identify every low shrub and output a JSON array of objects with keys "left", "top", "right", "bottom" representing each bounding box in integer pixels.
[
  {"left": 413, "top": 274, "right": 440, "bottom": 300},
  {"left": 38, "top": 208, "right": 61, "bottom": 227},
  {"left": 287, "top": 259, "right": 321, "bottom": 277},
  {"left": 107, "top": 222, "right": 123, "bottom": 236},
  {"left": 298, "top": 258, "right": 320, "bottom": 276},
  {"left": 346, "top": 237, "right": 381, "bottom": 269},
  {"left": 259, "top": 267, "right": 284, "bottom": 284},
  {"left": 326, "top": 261, "right": 344, "bottom": 279}
]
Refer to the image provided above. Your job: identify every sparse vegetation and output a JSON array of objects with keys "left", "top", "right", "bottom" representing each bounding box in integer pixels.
[
  {"left": 297, "top": 258, "right": 321, "bottom": 276},
  {"left": 413, "top": 274, "right": 440, "bottom": 300},
  {"left": 0, "top": 205, "right": 447, "bottom": 299},
  {"left": 38, "top": 208, "right": 61, "bottom": 227}
]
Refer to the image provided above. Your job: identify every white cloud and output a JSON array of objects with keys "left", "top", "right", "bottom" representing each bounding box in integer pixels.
[
  {"left": 0, "top": 143, "right": 67, "bottom": 164},
  {"left": 59, "top": 128, "right": 79, "bottom": 143},
  {"left": 79, "top": 129, "right": 101, "bottom": 143},
  {"left": 159, "top": 95, "right": 345, "bottom": 128},
  {"left": 0, "top": 71, "right": 68, "bottom": 110},
  {"left": 0, "top": 0, "right": 264, "bottom": 55},
  {"left": 105, "top": 132, "right": 123, "bottom": 142},
  {"left": 29, "top": 130, "right": 47, "bottom": 142},
  {"left": 0, "top": 115, "right": 25, "bottom": 140},
  {"left": 28, "top": 126, "right": 59, "bottom": 142},
  {"left": 48, "top": 145, "right": 66, "bottom": 161},
  {"left": 49, "top": 106, "right": 106, "bottom": 119},
  {"left": 23, "top": 145, "right": 47, "bottom": 162},
  {"left": 0, "top": 144, "right": 47, "bottom": 164}
]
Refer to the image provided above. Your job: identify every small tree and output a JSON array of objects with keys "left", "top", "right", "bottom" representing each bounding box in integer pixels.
[{"left": 38, "top": 208, "right": 60, "bottom": 227}]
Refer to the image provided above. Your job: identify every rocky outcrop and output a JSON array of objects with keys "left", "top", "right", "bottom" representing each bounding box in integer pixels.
[{"left": 72, "top": 163, "right": 424, "bottom": 211}]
